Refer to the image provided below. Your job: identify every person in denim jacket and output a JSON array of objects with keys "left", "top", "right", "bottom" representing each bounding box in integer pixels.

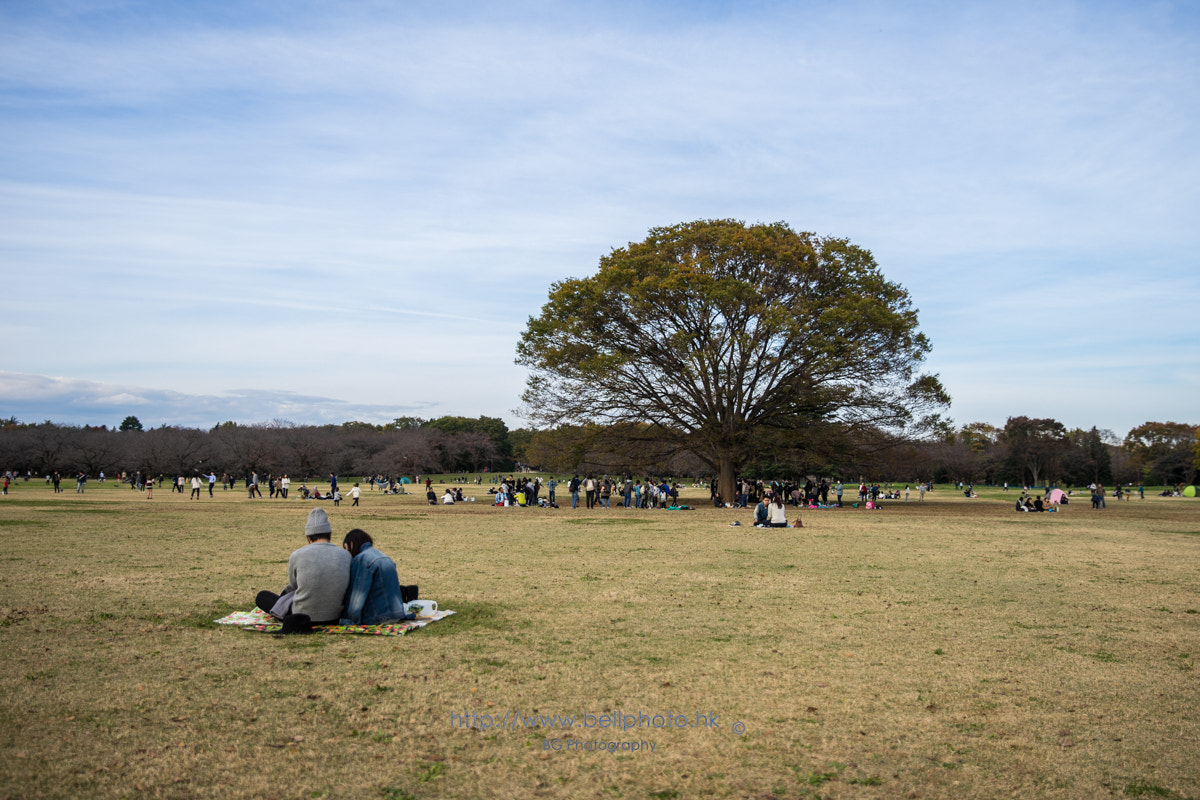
[{"left": 339, "top": 529, "right": 414, "bottom": 626}]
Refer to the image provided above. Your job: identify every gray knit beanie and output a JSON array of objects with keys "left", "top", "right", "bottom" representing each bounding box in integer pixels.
[{"left": 305, "top": 507, "right": 332, "bottom": 538}]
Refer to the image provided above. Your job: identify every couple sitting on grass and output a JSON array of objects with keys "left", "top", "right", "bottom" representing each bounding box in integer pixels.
[
  {"left": 255, "top": 508, "right": 418, "bottom": 634},
  {"left": 753, "top": 494, "right": 802, "bottom": 528}
]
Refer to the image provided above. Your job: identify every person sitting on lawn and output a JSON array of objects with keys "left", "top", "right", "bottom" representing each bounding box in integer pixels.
[
  {"left": 753, "top": 498, "right": 769, "bottom": 527},
  {"left": 768, "top": 495, "right": 791, "bottom": 528},
  {"left": 339, "top": 529, "right": 415, "bottom": 626},
  {"left": 255, "top": 508, "right": 351, "bottom": 632}
]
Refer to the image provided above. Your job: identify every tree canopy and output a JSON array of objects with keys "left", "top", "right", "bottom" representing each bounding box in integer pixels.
[
  {"left": 516, "top": 219, "right": 949, "bottom": 494},
  {"left": 1124, "top": 421, "right": 1198, "bottom": 485}
]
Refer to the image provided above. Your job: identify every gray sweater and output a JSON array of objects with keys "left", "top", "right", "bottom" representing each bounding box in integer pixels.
[{"left": 287, "top": 541, "right": 352, "bottom": 623}]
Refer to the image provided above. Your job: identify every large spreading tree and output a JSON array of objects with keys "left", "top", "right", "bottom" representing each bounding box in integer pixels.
[{"left": 516, "top": 219, "right": 950, "bottom": 494}]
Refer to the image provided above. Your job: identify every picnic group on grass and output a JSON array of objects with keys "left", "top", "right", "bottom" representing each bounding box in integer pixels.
[
  {"left": 8, "top": 468, "right": 1184, "bottom": 517},
  {"left": 254, "top": 508, "right": 421, "bottom": 634}
]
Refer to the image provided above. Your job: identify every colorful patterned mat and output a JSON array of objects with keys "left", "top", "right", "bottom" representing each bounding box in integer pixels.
[{"left": 216, "top": 607, "right": 455, "bottom": 635}]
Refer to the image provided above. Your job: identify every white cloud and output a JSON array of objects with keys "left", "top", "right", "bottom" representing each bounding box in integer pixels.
[
  {"left": 0, "top": 371, "right": 440, "bottom": 429},
  {"left": 1, "top": 1, "right": 1197, "bottom": 436}
]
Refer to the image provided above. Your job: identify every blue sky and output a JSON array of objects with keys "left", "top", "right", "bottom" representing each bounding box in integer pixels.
[{"left": 2, "top": 0, "right": 1197, "bottom": 437}]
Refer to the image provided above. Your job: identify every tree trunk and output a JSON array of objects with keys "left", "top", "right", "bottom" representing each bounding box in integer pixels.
[
  {"left": 1028, "top": 462, "right": 1041, "bottom": 488},
  {"left": 718, "top": 455, "right": 739, "bottom": 508}
]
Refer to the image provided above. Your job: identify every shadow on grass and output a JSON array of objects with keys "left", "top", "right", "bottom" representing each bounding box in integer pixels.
[
  {"left": 1123, "top": 780, "right": 1197, "bottom": 800},
  {"left": 414, "top": 600, "right": 511, "bottom": 637},
  {"left": 181, "top": 599, "right": 244, "bottom": 629},
  {"left": 0, "top": 499, "right": 122, "bottom": 513}
]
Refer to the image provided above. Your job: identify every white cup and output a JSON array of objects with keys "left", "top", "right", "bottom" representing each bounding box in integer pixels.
[{"left": 407, "top": 599, "right": 438, "bottom": 617}]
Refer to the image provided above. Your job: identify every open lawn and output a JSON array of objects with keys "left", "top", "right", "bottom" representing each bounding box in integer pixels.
[{"left": 1, "top": 481, "right": 1198, "bottom": 800}]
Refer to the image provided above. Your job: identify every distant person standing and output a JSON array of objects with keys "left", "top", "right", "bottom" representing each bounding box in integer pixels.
[
  {"left": 329, "top": 473, "right": 339, "bottom": 496},
  {"left": 190, "top": 475, "right": 202, "bottom": 499},
  {"left": 350, "top": 483, "right": 361, "bottom": 507},
  {"left": 280, "top": 474, "right": 290, "bottom": 499},
  {"left": 207, "top": 471, "right": 217, "bottom": 497}
]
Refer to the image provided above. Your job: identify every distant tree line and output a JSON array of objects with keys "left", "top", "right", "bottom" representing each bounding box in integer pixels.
[
  {"left": 0, "top": 415, "right": 523, "bottom": 480},
  {"left": 519, "top": 417, "right": 1199, "bottom": 488},
  {"left": 0, "top": 414, "right": 1195, "bottom": 488}
]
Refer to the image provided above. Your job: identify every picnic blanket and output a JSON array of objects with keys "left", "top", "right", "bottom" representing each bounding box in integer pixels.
[{"left": 216, "top": 607, "right": 455, "bottom": 636}]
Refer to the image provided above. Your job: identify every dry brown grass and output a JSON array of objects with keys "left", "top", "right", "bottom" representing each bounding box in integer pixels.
[{"left": 1, "top": 482, "right": 1198, "bottom": 800}]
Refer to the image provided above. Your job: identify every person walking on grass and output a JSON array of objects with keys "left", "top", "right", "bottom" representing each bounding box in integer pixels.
[
  {"left": 350, "top": 483, "right": 361, "bottom": 507},
  {"left": 584, "top": 474, "right": 598, "bottom": 509}
]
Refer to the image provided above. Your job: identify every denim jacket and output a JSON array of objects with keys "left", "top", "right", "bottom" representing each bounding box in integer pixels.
[{"left": 340, "top": 544, "right": 413, "bottom": 625}]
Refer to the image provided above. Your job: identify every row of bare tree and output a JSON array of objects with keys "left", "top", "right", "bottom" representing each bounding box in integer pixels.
[
  {"left": 0, "top": 420, "right": 508, "bottom": 480},
  {"left": 1, "top": 416, "right": 1195, "bottom": 488}
]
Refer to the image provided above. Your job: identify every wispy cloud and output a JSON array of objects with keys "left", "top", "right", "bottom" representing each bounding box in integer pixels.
[{"left": 0, "top": 371, "right": 436, "bottom": 429}]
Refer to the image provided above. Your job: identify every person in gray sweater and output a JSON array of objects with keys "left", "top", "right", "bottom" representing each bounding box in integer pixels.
[{"left": 256, "top": 508, "right": 351, "bottom": 631}]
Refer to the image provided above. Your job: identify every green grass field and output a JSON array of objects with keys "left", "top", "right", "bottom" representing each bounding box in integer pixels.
[{"left": 1, "top": 480, "right": 1197, "bottom": 800}]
